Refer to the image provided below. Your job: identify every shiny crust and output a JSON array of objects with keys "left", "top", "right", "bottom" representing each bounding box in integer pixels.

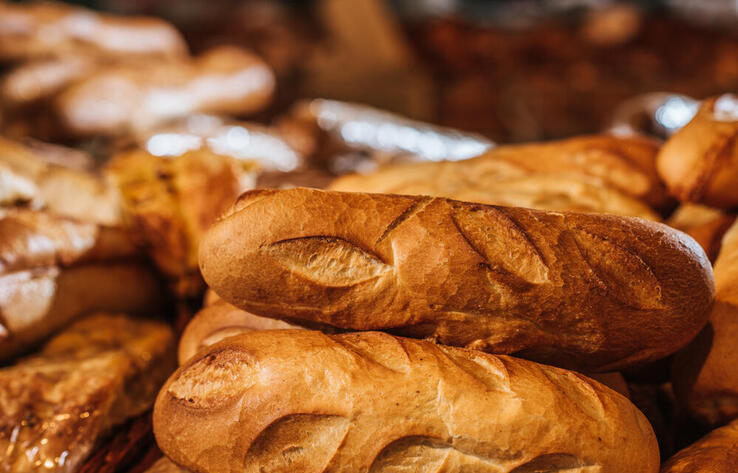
[
  {"left": 0, "top": 2, "right": 186, "bottom": 61},
  {"left": 330, "top": 134, "right": 668, "bottom": 219},
  {"left": 0, "top": 313, "right": 174, "bottom": 473},
  {"left": 657, "top": 95, "right": 738, "bottom": 208},
  {"left": 178, "top": 300, "right": 300, "bottom": 364},
  {"left": 0, "top": 209, "right": 162, "bottom": 361},
  {"left": 673, "top": 219, "right": 738, "bottom": 424},
  {"left": 56, "top": 46, "right": 275, "bottom": 136},
  {"left": 660, "top": 421, "right": 738, "bottom": 472},
  {"left": 200, "top": 188, "right": 714, "bottom": 371},
  {"left": 154, "top": 330, "right": 659, "bottom": 473}
]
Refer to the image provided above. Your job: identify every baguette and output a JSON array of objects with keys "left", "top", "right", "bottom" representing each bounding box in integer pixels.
[
  {"left": 154, "top": 330, "right": 659, "bottom": 473},
  {"left": 0, "top": 1, "right": 186, "bottom": 61},
  {"left": 660, "top": 420, "right": 738, "bottom": 472},
  {"left": 657, "top": 94, "right": 738, "bottom": 208},
  {"left": 0, "top": 209, "right": 163, "bottom": 360},
  {"left": 56, "top": 46, "right": 274, "bottom": 136},
  {"left": 330, "top": 134, "right": 669, "bottom": 218},
  {"left": 673, "top": 219, "right": 738, "bottom": 424},
  {"left": 178, "top": 300, "right": 300, "bottom": 364},
  {"left": 200, "top": 188, "right": 714, "bottom": 371},
  {"left": 0, "top": 313, "right": 174, "bottom": 473}
]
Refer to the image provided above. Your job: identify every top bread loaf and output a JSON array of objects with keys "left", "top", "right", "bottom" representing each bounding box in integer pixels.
[{"left": 200, "top": 188, "right": 714, "bottom": 372}]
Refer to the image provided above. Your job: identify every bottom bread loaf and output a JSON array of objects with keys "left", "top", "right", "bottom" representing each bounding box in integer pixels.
[
  {"left": 660, "top": 420, "right": 738, "bottom": 472},
  {"left": 154, "top": 330, "right": 659, "bottom": 473}
]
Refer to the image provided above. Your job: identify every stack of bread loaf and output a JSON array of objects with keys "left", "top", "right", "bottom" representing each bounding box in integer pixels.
[
  {"left": 3, "top": 2, "right": 738, "bottom": 472},
  {"left": 148, "top": 94, "right": 737, "bottom": 472}
]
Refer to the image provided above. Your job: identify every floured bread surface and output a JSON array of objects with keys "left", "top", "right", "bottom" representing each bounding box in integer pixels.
[{"left": 154, "top": 330, "right": 659, "bottom": 473}]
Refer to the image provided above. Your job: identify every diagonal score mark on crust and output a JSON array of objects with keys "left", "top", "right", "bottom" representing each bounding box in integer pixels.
[
  {"left": 449, "top": 204, "right": 549, "bottom": 287},
  {"left": 267, "top": 236, "right": 392, "bottom": 287},
  {"left": 368, "top": 436, "right": 598, "bottom": 473},
  {"left": 375, "top": 196, "right": 434, "bottom": 246}
]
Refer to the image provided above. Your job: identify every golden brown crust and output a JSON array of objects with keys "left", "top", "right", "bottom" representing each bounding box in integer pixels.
[
  {"left": 200, "top": 188, "right": 714, "bottom": 372},
  {"left": 0, "top": 2, "right": 187, "bottom": 61},
  {"left": 0, "top": 135, "right": 121, "bottom": 225},
  {"left": 0, "top": 209, "right": 163, "bottom": 361},
  {"left": 666, "top": 203, "right": 736, "bottom": 261},
  {"left": 0, "top": 313, "right": 175, "bottom": 473},
  {"left": 107, "top": 148, "right": 254, "bottom": 296},
  {"left": 56, "top": 46, "right": 274, "bottom": 136},
  {"left": 660, "top": 421, "right": 738, "bottom": 472},
  {"left": 154, "top": 330, "right": 659, "bottom": 473},
  {"left": 145, "top": 458, "right": 190, "bottom": 473},
  {"left": 657, "top": 95, "right": 738, "bottom": 209},
  {"left": 673, "top": 220, "right": 738, "bottom": 425},
  {"left": 178, "top": 300, "right": 301, "bottom": 364},
  {"left": 330, "top": 134, "right": 668, "bottom": 218}
]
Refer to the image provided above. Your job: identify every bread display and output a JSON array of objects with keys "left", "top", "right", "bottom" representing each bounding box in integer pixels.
[
  {"left": 0, "top": 313, "right": 174, "bottom": 473},
  {"left": 673, "top": 219, "right": 738, "bottom": 425},
  {"left": 660, "top": 420, "right": 738, "bottom": 472},
  {"left": 155, "top": 330, "right": 659, "bottom": 473},
  {"left": 4, "top": 1, "right": 738, "bottom": 469},
  {"left": 0, "top": 209, "right": 163, "bottom": 360},
  {"left": 331, "top": 134, "right": 669, "bottom": 218},
  {"left": 178, "top": 300, "right": 301, "bottom": 364},
  {"left": 657, "top": 94, "right": 738, "bottom": 209},
  {"left": 56, "top": 46, "right": 275, "bottom": 136},
  {"left": 201, "top": 188, "right": 713, "bottom": 372},
  {"left": 107, "top": 148, "right": 257, "bottom": 296},
  {"left": 0, "top": 1, "right": 187, "bottom": 61}
]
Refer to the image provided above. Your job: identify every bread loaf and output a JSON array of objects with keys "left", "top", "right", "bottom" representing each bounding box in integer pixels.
[
  {"left": 154, "top": 330, "right": 659, "bottom": 473},
  {"left": 660, "top": 420, "right": 738, "bottom": 472},
  {"left": 673, "top": 219, "right": 738, "bottom": 424},
  {"left": 0, "top": 1, "right": 187, "bottom": 61},
  {"left": 666, "top": 203, "right": 736, "bottom": 261},
  {"left": 107, "top": 148, "right": 256, "bottom": 296},
  {"left": 657, "top": 94, "right": 738, "bottom": 208},
  {"left": 145, "top": 458, "right": 190, "bottom": 473},
  {"left": 200, "top": 188, "right": 714, "bottom": 371},
  {"left": 0, "top": 313, "right": 175, "bottom": 473},
  {"left": 56, "top": 46, "right": 274, "bottom": 136},
  {"left": 0, "top": 209, "right": 163, "bottom": 360},
  {"left": 0, "top": 136, "right": 121, "bottom": 225},
  {"left": 178, "top": 300, "right": 300, "bottom": 364},
  {"left": 330, "top": 134, "right": 669, "bottom": 218}
]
